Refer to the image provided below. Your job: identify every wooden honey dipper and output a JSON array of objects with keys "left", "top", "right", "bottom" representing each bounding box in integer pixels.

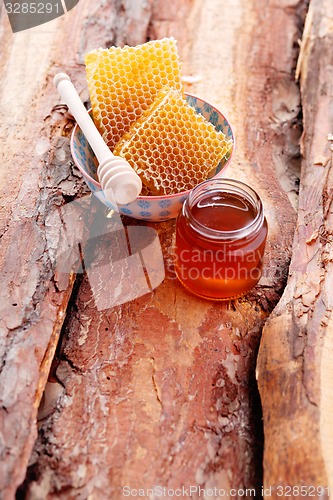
[{"left": 54, "top": 73, "right": 142, "bottom": 205}]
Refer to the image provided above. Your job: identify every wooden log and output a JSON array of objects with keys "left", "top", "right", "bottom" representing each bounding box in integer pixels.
[
  {"left": 0, "top": 0, "right": 153, "bottom": 497},
  {"left": 11, "top": 0, "right": 305, "bottom": 498},
  {"left": 0, "top": 30, "right": 86, "bottom": 500},
  {"left": 256, "top": 0, "right": 333, "bottom": 495}
]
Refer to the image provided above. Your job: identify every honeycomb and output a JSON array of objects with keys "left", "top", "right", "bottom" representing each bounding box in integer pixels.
[
  {"left": 113, "top": 88, "right": 233, "bottom": 196},
  {"left": 85, "top": 37, "right": 183, "bottom": 150}
]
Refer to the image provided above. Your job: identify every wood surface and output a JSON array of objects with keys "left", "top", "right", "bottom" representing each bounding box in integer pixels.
[
  {"left": 256, "top": 0, "right": 333, "bottom": 496},
  {"left": 0, "top": 0, "right": 327, "bottom": 498}
]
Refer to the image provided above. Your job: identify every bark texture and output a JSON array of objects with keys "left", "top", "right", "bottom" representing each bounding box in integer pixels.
[
  {"left": 0, "top": 19, "right": 88, "bottom": 500},
  {"left": 257, "top": 0, "right": 333, "bottom": 495},
  {"left": 0, "top": 0, "right": 311, "bottom": 498}
]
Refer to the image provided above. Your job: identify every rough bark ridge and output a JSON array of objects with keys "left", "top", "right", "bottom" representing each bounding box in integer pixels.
[
  {"left": 257, "top": 0, "right": 333, "bottom": 494},
  {"left": 0, "top": 25, "right": 88, "bottom": 500},
  {"left": 15, "top": 1, "right": 304, "bottom": 499}
]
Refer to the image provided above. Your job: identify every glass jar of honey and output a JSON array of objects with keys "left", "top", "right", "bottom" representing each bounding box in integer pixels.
[{"left": 175, "top": 178, "right": 268, "bottom": 300}]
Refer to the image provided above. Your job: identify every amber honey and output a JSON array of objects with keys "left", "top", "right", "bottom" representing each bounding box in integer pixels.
[{"left": 175, "top": 179, "right": 268, "bottom": 300}]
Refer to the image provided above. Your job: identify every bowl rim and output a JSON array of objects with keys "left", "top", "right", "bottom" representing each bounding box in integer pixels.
[{"left": 70, "top": 93, "right": 235, "bottom": 201}]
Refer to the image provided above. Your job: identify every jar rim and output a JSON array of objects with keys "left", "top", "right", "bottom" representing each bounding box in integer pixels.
[{"left": 184, "top": 178, "right": 264, "bottom": 240}]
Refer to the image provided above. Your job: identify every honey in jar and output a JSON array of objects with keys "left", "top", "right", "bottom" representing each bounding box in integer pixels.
[{"left": 175, "top": 179, "right": 268, "bottom": 300}]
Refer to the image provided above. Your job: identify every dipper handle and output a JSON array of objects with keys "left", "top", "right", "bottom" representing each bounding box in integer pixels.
[{"left": 53, "top": 73, "right": 142, "bottom": 204}]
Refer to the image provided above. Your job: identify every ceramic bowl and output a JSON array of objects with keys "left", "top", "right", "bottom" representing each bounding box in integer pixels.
[{"left": 71, "top": 94, "right": 234, "bottom": 221}]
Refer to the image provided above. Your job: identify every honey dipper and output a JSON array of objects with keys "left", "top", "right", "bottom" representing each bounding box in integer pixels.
[{"left": 53, "top": 73, "right": 142, "bottom": 205}]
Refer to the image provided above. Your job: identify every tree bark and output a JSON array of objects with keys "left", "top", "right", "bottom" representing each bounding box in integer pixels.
[
  {"left": 257, "top": 0, "right": 333, "bottom": 495},
  {"left": 0, "top": 0, "right": 304, "bottom": 500}
]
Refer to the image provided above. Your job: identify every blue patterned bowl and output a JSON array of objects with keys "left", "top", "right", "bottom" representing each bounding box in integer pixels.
[{"left": 71, "top": 94, "right": 234, "bottom": 221}]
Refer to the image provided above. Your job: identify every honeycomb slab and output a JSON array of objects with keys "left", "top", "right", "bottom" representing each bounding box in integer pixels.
[
  {"left": 85, "top": 37, "right": 183, "bottom": 150},
  {"left": 113, "top": 88, "right": 233, "bottom": 195}
]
